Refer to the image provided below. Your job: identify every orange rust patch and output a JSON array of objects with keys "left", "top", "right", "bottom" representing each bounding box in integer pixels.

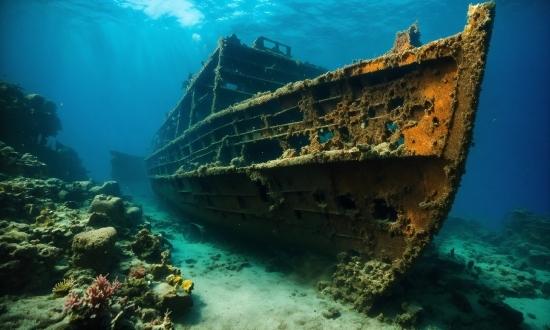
[{"left": 402, "top": 61, "right": 457, "bottom": 156}]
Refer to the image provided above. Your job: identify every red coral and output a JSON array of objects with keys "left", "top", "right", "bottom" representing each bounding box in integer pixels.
[
  {"left": 64, "top": 274, "right": 121, "bottom": 314},
  {"left": 129, "top": 267, "right": 147, "bottom": 279}
]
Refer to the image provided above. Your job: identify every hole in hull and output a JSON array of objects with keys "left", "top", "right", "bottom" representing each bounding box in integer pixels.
[
  {"left": 373, "top": 199, "right": 397, "bottom": 221},
  {"left": 335, "top": 195, "right": 357, "bottom": 210}
]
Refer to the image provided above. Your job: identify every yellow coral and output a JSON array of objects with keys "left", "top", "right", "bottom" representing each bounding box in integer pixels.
[
  {"left": 40, "top": 206, "right": 53, "bottom": 216},
  {"left": 36, "top": 207, "right": 55, "bottom": 227},
  {"left": 181, "top": 279, "right": 194, "bottom": 294},
  {"left": 52, "top": 277, "right": 75, "bottom": 297},
  {"left": 166, "top": 274, "right": 182, "bottom": 286}
]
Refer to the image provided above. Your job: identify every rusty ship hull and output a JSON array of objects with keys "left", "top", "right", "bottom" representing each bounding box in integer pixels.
[{"left": 146, "top": 2, "right": 495, "bottom": 310}]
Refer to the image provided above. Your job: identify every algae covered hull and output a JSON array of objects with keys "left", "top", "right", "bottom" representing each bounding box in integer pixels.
[{"left": 146, "top": 2, "right": 495, "bottom": 306}]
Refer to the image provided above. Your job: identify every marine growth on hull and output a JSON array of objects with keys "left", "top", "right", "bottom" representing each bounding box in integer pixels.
[{"left": 145, "top": 2, "right": 496, "bottom": 313}]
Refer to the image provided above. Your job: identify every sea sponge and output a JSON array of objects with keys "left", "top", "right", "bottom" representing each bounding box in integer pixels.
[
  {"left": 52, "top": 276, "right": 75, "bottom": 297},
  {"left": 181, "top": 279, "right": 194, "bottom": 294}
]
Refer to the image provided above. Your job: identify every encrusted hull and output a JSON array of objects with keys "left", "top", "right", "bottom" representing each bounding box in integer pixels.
[{"left": 146, "top": 2, "right": 495, "bottom": 311}]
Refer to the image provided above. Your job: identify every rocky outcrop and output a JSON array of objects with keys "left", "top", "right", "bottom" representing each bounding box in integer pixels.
[
  {"left": 72, "top": 227, "right": 117, "bottom": 271},
  {"left": 0, "top": 142, "right": 47, "bottom": 178}
]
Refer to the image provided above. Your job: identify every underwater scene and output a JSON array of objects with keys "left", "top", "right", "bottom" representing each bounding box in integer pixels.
[{"left": 0, "top": 0, "right": 549, "bottom": 329}]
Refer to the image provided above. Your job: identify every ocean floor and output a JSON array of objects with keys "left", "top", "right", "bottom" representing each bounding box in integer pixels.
[
  {"left": 0, "top": 167, "right": 548, "bottom": 329},
  {"left": 125, "top": 183, "right": 387, "bottom": 330},
  {"left": 124, "top": 182, "right": 550, "bottom": 330}
]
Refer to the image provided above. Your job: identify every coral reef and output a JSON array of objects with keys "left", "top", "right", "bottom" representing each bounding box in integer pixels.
[
  {"left": 4, "top": 116, "right": 548, "bottom": 329},
  {"left": 165, "top": 274, "right": 194, "bottom": 294},
  {"left": 0, "top": 80, "right": 87, "bottom": 182},
  {"left": 65, "top": 274, "right": 122, "bottom": 313},
  {"left": 0, "top": 220, "right": 63, "bottom": 294},
  {"left": 0, "top": 84, "right": 194, "bottom": 328},
  {"left": 150, "top": 250, "right": 181, "bottom": 280},
  {"left": 0, "top": 142, "right": 47, "bottom": 178},
  {"left": 64, "top": 274, "right": 124, "bottom": 328},
  {"left": 165, "top": 274, "right": 182, "bottom": 287}
]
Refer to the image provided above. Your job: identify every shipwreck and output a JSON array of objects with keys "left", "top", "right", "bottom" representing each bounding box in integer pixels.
[{"left": 146, "top": 3, "right": 495, "bottom": 311}]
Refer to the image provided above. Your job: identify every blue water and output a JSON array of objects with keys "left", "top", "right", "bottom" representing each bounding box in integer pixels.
[{"left": 1, "top": 0, "right": 548, "bottom": 228}]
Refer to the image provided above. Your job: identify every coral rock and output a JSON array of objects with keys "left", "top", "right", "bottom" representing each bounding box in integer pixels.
[
  {"left": 89, "top": 194, "right": 125, "bottom": 225},
  {"left": 86, "top": 212, "right": 114, "bottom": 228},
  {"left": 124, "top": 205, "right": 143, "bottom": 224},
  {"left": 0, "top": 233, "right": 62, "bottom": 294},
  {"left": 153, "top": 283, "right": 193, "bottom": 318},
  {"left": 131, "top": 229, "right": 163, "bottom": 262},
  {"left": 0, "top": 142, "right": 47, "bottom": 178},
  {"left": 72, "top": 227, "right": 117, "bottom": 271}
]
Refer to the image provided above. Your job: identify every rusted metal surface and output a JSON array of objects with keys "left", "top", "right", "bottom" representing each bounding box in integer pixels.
[
  {"left": 146, "top": 2, "right": 495, "bottom": 311},
  {"left": 151, "top": 34, "right": 326, "bottom": 152}
]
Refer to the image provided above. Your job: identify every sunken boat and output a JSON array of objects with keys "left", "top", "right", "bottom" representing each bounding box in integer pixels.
[{"left": 146, "top": 3, "right": 495, "bottom": 311}]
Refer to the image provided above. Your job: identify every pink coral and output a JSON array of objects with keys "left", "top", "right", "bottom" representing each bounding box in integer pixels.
[
  {"left": 64, "top": 274, "right": 122, "bottom": 314},
  {"left": 64, "top": 291, "right": 83, "bottom": 312},
  {"left": 85, "top": 274, "right": 122, "bottom": 310}
]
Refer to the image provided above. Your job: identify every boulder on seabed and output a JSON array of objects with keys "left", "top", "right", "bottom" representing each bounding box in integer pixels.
[
  {"left": 72, "top": 226, "right": 117, "bottom": 271},
  {"left": 90, "top": 194, "right": 126, "bottom": 225}
]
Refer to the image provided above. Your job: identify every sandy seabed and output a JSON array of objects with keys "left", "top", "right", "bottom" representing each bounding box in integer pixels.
[
  {"left": 0, "top": 179, "right": 548, "bottom": 330},
  {"left": 127, "top": 183, "right": 550, "bottom": 330}
]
